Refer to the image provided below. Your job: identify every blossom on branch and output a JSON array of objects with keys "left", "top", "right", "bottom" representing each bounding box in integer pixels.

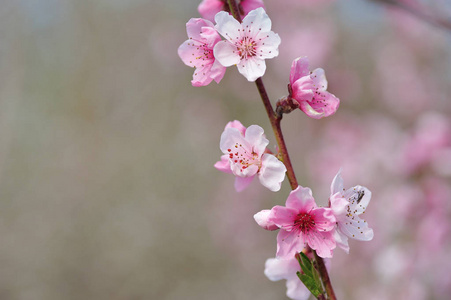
[
  {"left": 256, "top": 186, "right": 336, "bottom": 258},
  {"left": 215, "top": 120, "right": 286, "bottom": 192},
  {"left": 289, "top": 56, "right": 339, "bottom": 119},
  {"left": 214, "top": 7, "right": 281, "bottom": 81},
  {"left": 198, "top": 0, "right": 265, "bottom": 22},
  {"left": 264, "top": 256, "right": 311, "bottom": 300},
  {"left": 329, "top": 169, "right": 374, "bottom": 253},
  {"left": 178, "top": 18, "right": 226, "bottom": 87}
]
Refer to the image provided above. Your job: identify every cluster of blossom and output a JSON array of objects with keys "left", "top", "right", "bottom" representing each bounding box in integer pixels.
[{"left": 178, "top": 2, "right": 373, "bottom": 299}]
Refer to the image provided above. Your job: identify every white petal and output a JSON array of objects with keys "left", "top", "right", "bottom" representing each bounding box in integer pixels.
[
  {"left": 215, "top": 11, "right": 242, "bottom": 41},
  {"left": 259, "top": 154, "right": 287, "bottom": 192},
  {"left": 330, "top": 168, "right": 344, "bottom": 195},
  {"left": 237, "top": 57, "right": 266, "bottom": 81},
  {"left": 241, "top": 7, "right": 271, "bottom": 39},
  {"left": 343, "top": 186, "right": 372, "bottom": 215},
  {"left": 256, "top": 31, "right": 281, "bottom": 59},
  {"left": 213, "top": 41, "right": 240, "bottom": 67},
  {"left": 333, "top": 229, "right": 350, "bottom": 254},
  {"left": 219, "top": 127, "right": 245, "bottom": 153},
  {"left": 339, "top": 216, "right": 374, "bottom": 241},
  {"left": 244, "top": 125, "right": 268, "bottom": 155},
  {"left": 264, "top": 257, "right": 299, "bottom": 281},
  {"left": 286, "top": 278, "right": 311, "bottom": 300}
]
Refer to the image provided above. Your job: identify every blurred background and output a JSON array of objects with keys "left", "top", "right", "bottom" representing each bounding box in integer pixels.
[{"left": 0, "top": 0, "right": 450, "bottom": 299}]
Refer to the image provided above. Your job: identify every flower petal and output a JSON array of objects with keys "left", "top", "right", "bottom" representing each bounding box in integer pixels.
[
  {"left": 309, "top": 91, "right": 340, "bottom": 118},
  {"left": 256, "top": 31, "right": 281, "bottom": 59},
  {"left": 276, "top": 230, "right": 305, "bottom": 258},
  {"left": 225, "top": 120, "right": 246, "bottom": 135},
  {"left": 241, "top": 7, "right": 272, "bottom": 39},
  {"left": 214, "top": 154, "right": 232, "bottom": 174},
  {"left": 241, "top": 0, "right": 265, "bottom": 16},
  {"left": 264, "top": 257, "right": 299, "bottom": 281},
  {"left": 291, "top": 75, "right": 314, "bottom": 103},
  {"left": 306, "top": 230, "right": 335, "bottom": 258},
  {"left": 333, "top": 229, "right": 350, "bottom": 254},
  {"left": 311, "top": 208, "right": 336, "bottom": 232},
  {"left": 191, "top": 64, "right": 215, "bottom": 87},
  {"left": 244, "top": 125, "right": 269, "bottom": 155},
  {"left": 338, "top": 217, "right": 374, "bottom": 241},
  {"left": 219, "top": 127, "right": 245, "bottom": 153},
  {"left": 290, "top": 56, "right": 310, "bottom": 84},
  {"left": 269, "top": 206, "right": 298, "bottom": 230},
  {"left": 237, "top": 56, "right": 266, "bottom": 81},
  {"left": 213, "top": 40, "right": 241, "bottom": 67},
  {"left": 330, "top": 169, "right": 344, "bottom": 195},
  {"left": 299, "top": 101, "right": 325, "bottom": 119},
  {"left": 215, "top": 11, "right": 242, "bottom": 41},
  {"left": 210, "top": 59, "right": 226, "bottom": 83},
  {"left": 198, "top": 0, "right": 223, "bottom": 22},
  {"left": 234, "top": 175, "right": 254, "bottom": 192},
  {"left": 259, "top": 154, "right": 286, "bottom": 192},
  {"left": 311, "top": 68, "right": 328, "bottom": 91},
  {"left": 285, "top": 186, "right": 316, "bottom": 212},
  {"left": 254, "top": 210, "right": 278, "bottom": 231},
  {"left": 343, "top": 186, "right": 372, "bottom": 215},
  {"left": 286, "top": 277, "right": 311, "bottom": 300}
]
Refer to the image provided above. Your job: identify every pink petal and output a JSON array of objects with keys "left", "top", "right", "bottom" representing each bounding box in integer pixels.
[
  {"left": 198, "top": 0, "right": 223, "bottom": 22},
  {"left": 329, "top": 194, "right": 348, "bottom": 217},
  {"left": 225, "top": 120, "right": 246, "bottom": 135},
  {"left": 291, "top": 76, "right": 314, "bottom": 104},
  {"left": 178, "top": 40, "right": 202, "bottom": 68},
  {"left": 244, "top": 125, "right": 269, "bottom": 156},
  {"left": 236, "top": 56, "right": 266, "bottom": 82},
  {"left": 290, "top": 56, "right": 310, "bottom": 84},
  {"left": 234, "top": 175, "right": 254, "bottom": 192},
  {"left": 186, "top": 18, "right": 215, "bottom": 41},
  {"left": 254, "top": 210, "right": 278, "bottom": 231},
  {"left": 258, "top": 154, "right": 286, "bottom": 192},
  {"left": 308, "top": 90, "right": 340, "bottom": 118},
  {"left": 311, "top": 68, "right": 328, "bottom": 91},
  {"left": 241, "top": 7, "right": 272, "bottom": 39},
  {"left": 299, "top": 101, "right": 325, "bottom": 119},
  {"left": 276, "top": 230, "right": 305, "bottom": 258},
  {"left": 200, "top": 25, "right": 223, "bottom": 49},
  {"left": 213, "top": 40, "right": 241, "bottom": 67},
  {"left": 215, "top": 11, "right": 242, "bottom": 42},
  {"left": 210, "top": 59, "right": 226, "bottom": 83},
  {"left": 310, "top": 208, "right": 336, "bottom": 232},
  {"left": 231, "top": 162, "right": 259, "bottom": 178},
  {"left": 191, "top": 64, "right": 215, "bottom": 87},
  {"left": 285, "top": 186, "right": 316, "bottom": 212},
  {"left": 306, "top": 230, "right": 335, "bottom": 258},
  {"left": 241, "top": 0, "right": 265, "bottom": 16},
  {"left": 269, "top": 206, "right": 298, "bottom": 230},
  {"left": 214, "top": 155, "right": 232, "bottom": 174}
]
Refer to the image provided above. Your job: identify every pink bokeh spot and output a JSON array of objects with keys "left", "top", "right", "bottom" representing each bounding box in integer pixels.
[
  {"left": 289, "top": 56, "right": 339, "bottom": 119},
  {"left": 215, "top": 120, "right": 286, "bottom": 192},
  {"left": 214, "top": 7, "right": 281, "bottom": 81},
  {"left": 178, "top": 18, "right": 226, "bottom": 87},
  {"left": 198, "top": 0, "right": 265, "bottom": 22}
]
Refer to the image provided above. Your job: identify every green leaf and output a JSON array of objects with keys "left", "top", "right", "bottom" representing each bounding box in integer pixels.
[
  {"left": 297, "top": 271, "right": 322, "bottom": 298},
  {"left": 298, "top": 252, "right": 313, "bottom": 277}
]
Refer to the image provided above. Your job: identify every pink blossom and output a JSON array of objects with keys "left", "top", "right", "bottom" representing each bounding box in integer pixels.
[
  {"left": 289, "top": 56, "right": 339, "bottom": 119},
  {"left": 329, "top": 170, "right": 374, "bottom": 253},
  {"left": 178, "top": 18, "right": 226, "bottom": 87},
  {"left": 213, "top": 7, "right": 281, "bottom": 81},
  {"left": 264, "top": 256, "right": 311, "bottom": 300},
  {"left": 198, "top": 0, "right": 265, "bottom": 22},
  {"left": 257, "top": 186, "right": 336, "bottom": 258},
  {"left": 215, "top": 120, "right": 286, "bottom": 192}
]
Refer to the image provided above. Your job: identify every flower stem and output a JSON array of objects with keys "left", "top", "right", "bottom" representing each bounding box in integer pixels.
[{"left": 226, "top": 1, "right": 336, "bottom": 298}]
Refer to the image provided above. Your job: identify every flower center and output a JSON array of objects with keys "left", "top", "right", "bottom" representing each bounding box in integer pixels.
[
  {"left": 227, "top": 143, "right": 260, "bottom": 173},
  {"left": 195, "top": 44, "right": 214, "bottom": 61},
  {"left": 236, "top": 36, "right": 257, "bottom": 59},
  {"left": 293, "top": 212, "right": 315, "bottom": 233}
]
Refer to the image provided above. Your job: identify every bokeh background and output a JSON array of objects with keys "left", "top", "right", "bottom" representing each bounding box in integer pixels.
[{"left": 1, "top": 0, "right": 451, "bottom": 299}]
